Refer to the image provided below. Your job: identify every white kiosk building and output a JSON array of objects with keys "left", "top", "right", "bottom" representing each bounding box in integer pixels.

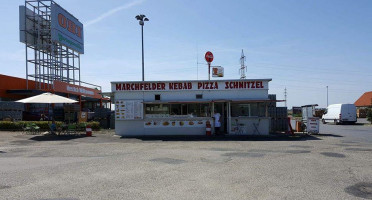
[{"left": 111, "top": 79, "right": 273, "bottom": 136}]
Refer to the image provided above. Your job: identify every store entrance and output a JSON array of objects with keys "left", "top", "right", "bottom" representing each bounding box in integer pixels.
[{"left": 214, "top": 102, "right": 228, "bottom": 134}]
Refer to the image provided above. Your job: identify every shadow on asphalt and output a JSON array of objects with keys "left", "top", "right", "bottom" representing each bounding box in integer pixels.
[
  {"left": 315, "top": 134, "right": 343, "bottom": 138},
  {"left": 354, "top": 123, "right": 367, "bottom": 126},
  {"left": 325, "top": 123, "right": 366, "bottom": 126},
  {"left": 29, "top": 135, "right": 95, "bottom": 141},
  {"left": 120, "top": 134, "right": 321, "bottom": 142}
]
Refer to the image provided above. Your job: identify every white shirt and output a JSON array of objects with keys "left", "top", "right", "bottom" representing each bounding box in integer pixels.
[{"left": 214, "top": 113, "right": 221, "bottom": 127}]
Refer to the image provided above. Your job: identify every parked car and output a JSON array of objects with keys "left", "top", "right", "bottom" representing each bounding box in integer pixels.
[{"left": 322, "top": 104, "right": 357, "bottom": 124}]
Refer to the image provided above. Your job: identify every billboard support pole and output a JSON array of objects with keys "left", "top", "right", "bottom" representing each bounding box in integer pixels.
[
  {"left": 24, "top": 2, "right": 28, "bottom": 89},
  {"left": 79, "top": 54, "right": 81, "bottom": 86}
]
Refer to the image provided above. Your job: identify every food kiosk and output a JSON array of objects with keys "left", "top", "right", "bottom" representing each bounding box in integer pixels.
[{"left": 111, "top": 79, "right": 273, "bottom": 136}]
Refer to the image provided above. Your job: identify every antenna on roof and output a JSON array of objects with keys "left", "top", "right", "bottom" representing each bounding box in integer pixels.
[
  {"left": 239, "top": 49, "right": 247, "bottom": 79},
  {"left": 284, "top": 87, "right": 287, "bottom": 107}
]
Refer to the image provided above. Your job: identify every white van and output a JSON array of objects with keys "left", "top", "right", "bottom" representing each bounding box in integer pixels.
[{"left": 322, "top": 104, "right": 357, "bottom": 124}]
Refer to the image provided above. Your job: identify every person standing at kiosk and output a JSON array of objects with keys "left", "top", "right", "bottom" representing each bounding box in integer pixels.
[{"left": 213, "top": 110, "right": 222, "bottom": 135}]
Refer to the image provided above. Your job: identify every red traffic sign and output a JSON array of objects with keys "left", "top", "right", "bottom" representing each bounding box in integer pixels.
[{"left": 205, "top": 51, "right": 214, "bottom": 63}]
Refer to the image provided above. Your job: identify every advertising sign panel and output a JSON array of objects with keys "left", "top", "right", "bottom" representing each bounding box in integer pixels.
[
  {"left": 51, "top": 3, "right": 84, "bottom": 54},
  {"left": 212, "top": 66, "right": 224, "bottom": 77},
  {"left": 144, "top": 119, "right": 208, "bottom": 128},
  {"left": 205, "top": 51, "right": 214, "bottom": 63},
  {"left": 113, "top": 80, "right": 271, "bottom": 92},
  {"left": 53, "top": 81, "right": 101, "bottom": 99},
  {"left": 306, "top": 117, "right": 320, "bottom": 134},
  {"left": 115, "top": 100, "right": 143, "bottom": 120}
]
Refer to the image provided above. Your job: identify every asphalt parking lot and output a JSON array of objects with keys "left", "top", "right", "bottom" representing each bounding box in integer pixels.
[{"left": 0, "top": 121, "right": 372, "bottom": 200}]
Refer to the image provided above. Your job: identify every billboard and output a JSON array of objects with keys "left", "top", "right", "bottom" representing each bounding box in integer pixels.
[
  {"left": 51, "top": 3, "right": 84, "bottom": 54},
  {"left": 212, "top": 66, "right": 224, "bottom": 77},
  {"left": 19, "top": 6, "right": 50, "bottom": 51}
]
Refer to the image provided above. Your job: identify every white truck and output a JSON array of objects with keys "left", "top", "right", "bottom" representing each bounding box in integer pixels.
[{"left": 322, "top": 104, "right": 357, "bottom": 125}]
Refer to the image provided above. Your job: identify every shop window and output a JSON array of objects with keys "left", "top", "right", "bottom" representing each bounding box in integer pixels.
[
  {"left": 231, "top": 103, "right": 266, "bottom": 117},
  {"left": 188, "top": 104, "right": 199, "bottom": 116},
  {"left": 200, "top": 104, "right": 210, "bottom": 117},
  {"left": 170, "top": 104, "right": 182, "bottom": 115},
  {"left": 145, "top": 103, "right": 211, "bottom": 117},
  {"left": 231, "top": 103, "right": 251, "bottom": 117},
  {"left": 155, "top": 94, "right": 161, "bottom": 101},
  {"left": 145, "top": 104, "right": 169, "bottom": 115},
  {"left": 196, "top": 94, "right": 203, "bottom": 99}
]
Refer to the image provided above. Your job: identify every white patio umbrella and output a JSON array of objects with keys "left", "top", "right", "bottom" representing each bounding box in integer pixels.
[
  {"left": 16, "top": 92, "right": 78, "bottom": 121},
  {"left": 16, "top": 92, "right": 78, "bottom": 104}
]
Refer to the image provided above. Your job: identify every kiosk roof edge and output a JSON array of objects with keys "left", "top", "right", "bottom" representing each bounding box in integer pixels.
[{"left": 111, "top": 79, "right": 272, "bottom": 84}]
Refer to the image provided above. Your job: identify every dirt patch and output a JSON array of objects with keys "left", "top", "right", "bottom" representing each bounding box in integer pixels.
[
  {"left": 345, "top": 182, "right": 372, "bottom": 199},
  {"left": 320, "top": 152, "right": 346, "bottom": 158},
  {"left": 39, "top": 198, "right": 79, "bottom": 200},
  {"left": 334, "top": 144, "right": 359, "bottom": 147},
  {"left": 209, "top": 148, "right": 237, "bottom": 152},
  {"left": 289, "top": 145, "right": 312, "bottom": 149},
  {"left": 0, "top": 185, "right": 11, "bottom": 189},
  {"left": 249, "top": 149, "right": 273, "bottom": 153},
  {"left": 284, "top": 150, "right": 311, "bottom": 154},
  {"left": 200, "top": 157, "right": 232, "bottom": 163},
  {"left": 341, "top": 141, "right": 359, "bottom": 144},
  {"left": 150, "top": 158, "right": 186, "bottom": 165},
  {"left": 223, "top": 152, "right": 265, "bottom": 158},
  {"left": 345, "top": 148, "right": 372, "bottom": 152}
]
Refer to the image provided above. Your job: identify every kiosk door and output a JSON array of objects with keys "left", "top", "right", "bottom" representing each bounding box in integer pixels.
[{"left": 214, "top": 102, "right": 228, "bottom": 134}]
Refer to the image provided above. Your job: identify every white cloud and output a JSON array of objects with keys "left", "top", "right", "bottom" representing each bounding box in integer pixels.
[{"left": 85, "top": 0, "right": 145, "bottom": 27}]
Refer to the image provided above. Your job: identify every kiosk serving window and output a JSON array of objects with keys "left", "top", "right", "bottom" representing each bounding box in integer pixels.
[
  {"left": 145, "top": 103, "right": 211, "bottom": 118},
  {"left": 231, "top": 103, "right": 266, "bottom": 117}
]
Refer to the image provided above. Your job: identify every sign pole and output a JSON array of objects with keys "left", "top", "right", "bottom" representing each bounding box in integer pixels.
[
  {"left": 208, "top": 62, "right": 211, "bottom": 80},
  {"left": 204, "top": 51, "right": 214, "bottom": 81}
]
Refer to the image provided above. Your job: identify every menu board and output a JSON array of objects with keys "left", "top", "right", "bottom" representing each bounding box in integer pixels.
[
  {"left": 115, "top": 100, "right": 143, "bottom": 120},
  {"left": 144, "top": 120, "right": 209, "bottom": 128}
]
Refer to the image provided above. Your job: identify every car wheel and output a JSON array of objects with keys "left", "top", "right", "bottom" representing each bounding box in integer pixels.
[{"left": 322, "top": 119, "right": 326, "bottom": 124}]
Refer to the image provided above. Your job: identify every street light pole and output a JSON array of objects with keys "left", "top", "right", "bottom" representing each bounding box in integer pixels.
[
  {"left": 141, "top": 25, "right": 144, "bottom": 81},
  {"left": 135, "top": 14, "right": 149, "bottom": 81}
]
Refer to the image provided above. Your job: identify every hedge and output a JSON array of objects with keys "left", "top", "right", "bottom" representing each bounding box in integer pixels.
[{"left": 0, "top": 121, "right": 101, "bottom": 131}]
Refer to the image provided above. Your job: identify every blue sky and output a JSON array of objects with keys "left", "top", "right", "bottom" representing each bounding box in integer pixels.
[{"left": 1, "top": 0, "right": 371, "bottom": 108}]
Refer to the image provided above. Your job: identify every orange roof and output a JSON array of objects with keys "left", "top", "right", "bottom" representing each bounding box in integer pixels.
[{"left": 355, "top": 91, "right": 372, "bottom": 107}]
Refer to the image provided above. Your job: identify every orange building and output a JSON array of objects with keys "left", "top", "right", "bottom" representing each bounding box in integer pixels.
[
  {"left": 0, "top": 74, "right": 110, "bottom": 120},
  {"left": 355, "top": 91, "right": 372, "bottom": 107},
  {"left": 354, "top": 91, "right": 372, "bottom": 118}
]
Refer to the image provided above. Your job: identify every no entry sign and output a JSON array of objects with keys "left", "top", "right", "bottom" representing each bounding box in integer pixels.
[{"left": 205, "top": 51, "right": 214, "bottom": 63}]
